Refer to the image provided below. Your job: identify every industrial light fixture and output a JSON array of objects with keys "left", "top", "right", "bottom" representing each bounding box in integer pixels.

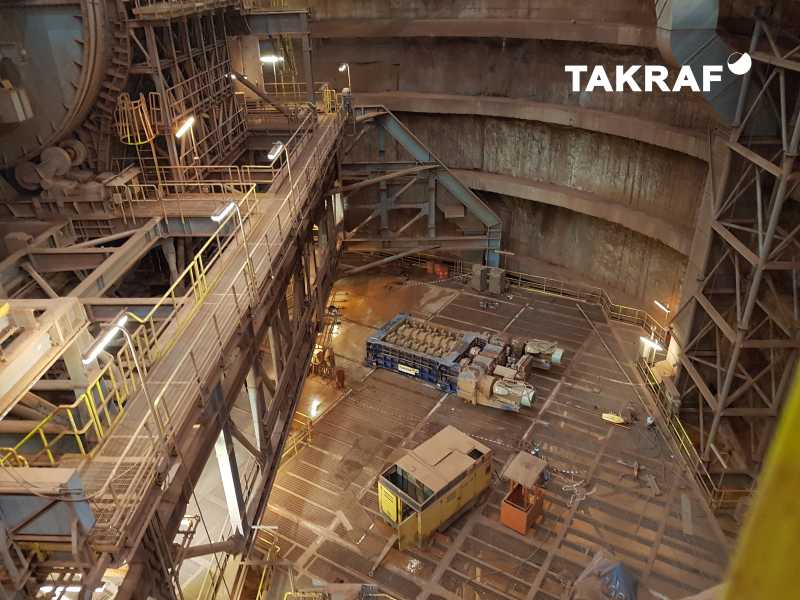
[
  {"left": 210, "top": 203, "right": 256, "bottom": 300},
  {"left": 80, "top": 314, "right": 169, "bottom": 459},
  {"left": 175, "top": 116, "right": 195, "bottom": 138},
  {"left": 82, "top": 315, "right": 128, "bottom": 364},
  {"left": 261, "top": 55, "right": 284, "bottom": 63},
  {"left": 654, "top": 300, "right": 670, "bottom": 313},
  {"left": 211, "top": 202, "right": 235, "bottom": 222},
  {"left": 39, "top": 586, "right": 105, "bottom": 594},
  {"left": 268, "top": 141, "right": 296, "bottom": 209},
  {"left": 267, "top": 141, "right": 285, "bottom": 161},
  {"left": 640, "top": 337, "right": 663, "bottom": 351},
  {"left": 338, "top": 63, "right": 351, "bottom": 90}
]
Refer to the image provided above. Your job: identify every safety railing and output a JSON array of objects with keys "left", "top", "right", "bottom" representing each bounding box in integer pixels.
[
  {"left": 11, "top": 110, "right": 343, "bottom": 469},
  {"left": 4, "top": 332, "right": 142, "bottom": 465},
  {"left": 254, "top": 528, "right": 281, "bottom": 600},
  {"left": 346, "top": 251, "right": 668, "bottom": 344},
  {"left": 239, "top": 82, "right": 342, "bottom": 119},
  {"left": 278, "top": 411, "right": 314, "bottom": 471},
  {"left": 636, "top": 358, "right": 755, "bottom": 511},
  {"left": 0, "top": 448, "right": 28, "bottom": 467}
]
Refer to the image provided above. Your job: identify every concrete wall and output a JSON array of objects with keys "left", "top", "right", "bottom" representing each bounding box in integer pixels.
[
  {"left": 293, "top": 9, "right": 716, "bottom": 310},
  {"left": 311, "top": 38, "right": 715, "bottom": 130},
  {"left": 295, "top": 0, "right": 656, "bottom": 23},
  {"left": 486, "top": 193, "right": 687, "bottom": 310},
  {"left": 347, "top": 113, "right": 708, "bottom": 237}
]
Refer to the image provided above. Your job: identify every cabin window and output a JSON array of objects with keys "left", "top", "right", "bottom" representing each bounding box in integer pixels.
[
  {"left": 468, "top": 449, "right": 484, "bottom": 460},
  {"left": 382, "top": 465, "right": 432, "bottom": 503}
]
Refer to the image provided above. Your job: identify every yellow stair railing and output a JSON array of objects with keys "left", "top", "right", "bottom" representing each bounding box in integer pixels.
[
  {"left": 8, "top": 109, "right": 344, "bottom": 466},
  {"left": 6, "top": 184, "right": 260, "bottom": 465}
]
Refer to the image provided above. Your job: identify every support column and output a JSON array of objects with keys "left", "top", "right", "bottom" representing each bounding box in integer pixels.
[
  {"left": 300, "top": 18, "right": 316, "bottom": 107},
  {"left": 214, "top": 424, "right": 248, "bottom": 536},
  {"left": 144, "top": 25, "right": 180, "bottom": 169},
  {"left": 428, "top": 171, "right": 436, "bottom": 237},
  {"left": 246, "top": 365, "right": 266, "bottom": 452},
  {"left": 161, "top": 238, "right": 179, "bottom": 285},
  {"left": 378, "top": 126, "right": 388, "bottom": 232}
]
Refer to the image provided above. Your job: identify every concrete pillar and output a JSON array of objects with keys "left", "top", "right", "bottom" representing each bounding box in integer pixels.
[
  {"left": 214, "top": 425, "right": 248, "bottom": 536},
  {"left": 161, "top": 238, "right": 179, "bottom": 285},
  {"left": 246, "top": 366, "right": 263, "bottom": 452}
]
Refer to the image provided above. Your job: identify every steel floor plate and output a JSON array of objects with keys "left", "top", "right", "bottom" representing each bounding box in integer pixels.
[{"left": 260, "top": 273, "right": 731, "bottom": 600}]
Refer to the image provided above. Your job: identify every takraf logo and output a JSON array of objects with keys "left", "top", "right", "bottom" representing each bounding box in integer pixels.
[
  {"left": 727, "top": 52, "right": 752, "bottom": 75},
  {"left": 565, "top": 53, "right": 752, "bottom": 92}
]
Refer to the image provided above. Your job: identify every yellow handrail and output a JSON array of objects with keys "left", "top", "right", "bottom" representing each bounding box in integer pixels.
[
  {"left": 0, "top": 448, "right": 28, "bottom": 467},
  {"left": 9, "top": 110, "right": 342, "bottom": 467},
  {"left": 636, "top": 358, "right": 754, "bottom": 510},
  {"left": 254, "top": 527, "right": 281, "bottom": 600}
]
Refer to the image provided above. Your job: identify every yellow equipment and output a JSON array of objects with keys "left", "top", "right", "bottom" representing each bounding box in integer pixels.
[{"left": 378, "top": 426, "right": 491, "bottom": 550}]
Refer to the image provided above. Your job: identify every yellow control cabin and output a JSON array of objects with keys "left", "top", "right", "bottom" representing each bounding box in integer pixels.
[{"left": 378, "top": 426, "right": 492, "bottom": 550}]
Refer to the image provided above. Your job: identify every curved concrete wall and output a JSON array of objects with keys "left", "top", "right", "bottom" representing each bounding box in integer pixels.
[
  {"left": 314, "top": 38, "right": 714, "bottom": 130},
  {"left": 305, "top": 7, "right": 716, "bottom": 309},
  {"left": 487, "top": 193, "right": 687, "bottom": 311}
]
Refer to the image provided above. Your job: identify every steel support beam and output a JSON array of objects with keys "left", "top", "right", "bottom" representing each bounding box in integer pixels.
[
  {"left": 672, "top": 20, "right": 800, "bottom": 482},
  {"left": 70, "top": 217, "right": 163, "bottom": 298}
]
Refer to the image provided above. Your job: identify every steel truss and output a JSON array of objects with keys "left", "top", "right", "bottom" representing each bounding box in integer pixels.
[
  {"left": 121, "top": 7, "right": 247, "bottom": 179},
  {"left": 674, "top": 20, "right": 800, "bottom": 494},
  {"left": 341, "top": 107, "right": 502, "bottom": 265}
]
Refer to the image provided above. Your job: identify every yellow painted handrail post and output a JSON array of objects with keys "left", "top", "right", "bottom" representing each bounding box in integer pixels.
[{"left": 720, "top": 367, "right": 800, "bottom": 600}]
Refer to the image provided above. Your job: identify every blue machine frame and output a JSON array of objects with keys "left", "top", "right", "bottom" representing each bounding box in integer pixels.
[{"left": 365, "top": 314, "right": 486, "bottom": 392}]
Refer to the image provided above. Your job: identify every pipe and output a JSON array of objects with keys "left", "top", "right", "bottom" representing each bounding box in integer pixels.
[
  {"left": 71, "top": 229, "right": 138, "bottom": 248},
  {"left": 0, "top": 420, "right": 66, "bottom": 435},
  {"left": 20, "top": 261, "right": 58, "bottom": 299},
  {"left": 335, "top": 246, "right": 439, "bottom": 281},
  {"left": 180, "top": 536, "right": 244, "bottom": 560},
  {"left": 329, "top": 165, "right": 433, "bottom": 196},
  {"left": 230, "top": 70, "right": 293, "bottom": 119},
  {"left": 8, "top": 405, "right": 47, "bottom": 421}
]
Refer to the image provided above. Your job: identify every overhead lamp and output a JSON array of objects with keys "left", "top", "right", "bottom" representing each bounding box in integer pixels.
[
  {"left": 338, "top": 63, "right": 351, "bottom": 90},
  {"left": 211, "top": 202, "right": 235, "bottom": 222},
  {"left": 39, "top": 586, "right": 106, "bottom": 594},
  {"left": 654, "top": 300, "right": 670, "bottom": 313},
  {"left": 268, "top": 141, "right": 285, "bottom": 161},
  {"left": 210, "top": 203, "right": 256, "bottom": 300},
  {"left": 640, "top": 337, "right": 663, "bottom": 352},
  {"left": 80, "top": 314, "right": 169, "bottom": 459},
  {"left": 261, "top": 55, "right": 284, "bottom": 63},
  {"left": 82, "top": 315, "right": 128, "bottom": 365},
  {"left": 175, "top": 116, "right": 195, "bottom": 138}
]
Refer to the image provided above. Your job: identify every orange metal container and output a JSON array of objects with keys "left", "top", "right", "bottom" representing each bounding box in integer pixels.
[{"left": 501, "top": 483, "right": 545, "bottom": 535}]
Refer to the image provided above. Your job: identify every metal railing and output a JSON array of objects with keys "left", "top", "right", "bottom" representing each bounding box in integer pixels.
[
  {"left": 347, "top": 251, "right": 669, "bottom": 344},
  {"left": 238, "top": 82, "right": 343, "bottom": 127},
  {"left": 254, "top": 528, "right": 281, "bottom": 600},
  {"left": 636, "top": 358, "right": 755, "bottom": 511},
  {"left": 279, "top": 411, "right": 314, "bottom": 471},
  {"left": 11, "top": 110, "right": 343, "bottom": 470}
]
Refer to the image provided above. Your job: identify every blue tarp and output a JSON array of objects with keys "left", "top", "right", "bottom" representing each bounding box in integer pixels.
[
  {"left": 598, "top": 561, "right": 637, "bottom": 600},
  {"left": 575, "top": 551, "right": 638, "bottom": 600}
]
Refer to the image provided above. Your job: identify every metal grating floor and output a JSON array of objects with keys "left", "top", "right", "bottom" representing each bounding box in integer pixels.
[{"left": 259, "top": 271, "right": 731, "bottom": 600}]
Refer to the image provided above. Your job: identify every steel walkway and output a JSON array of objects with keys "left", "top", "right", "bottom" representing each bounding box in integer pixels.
[{"left": 60, "top": 113, "right": 344, "bottom": 557}]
